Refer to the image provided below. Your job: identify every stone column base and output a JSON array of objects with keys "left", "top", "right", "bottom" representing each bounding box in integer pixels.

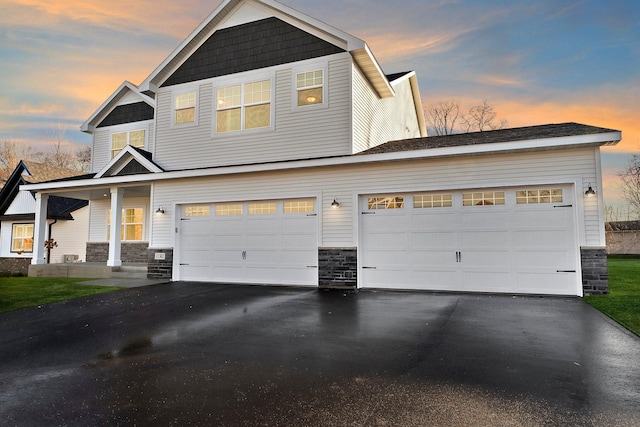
[
  {"left": 581, "top": 247, "right": 608, "bottom": 295},
  {"left": 318, "top": 247, "right": 357, "bottom": 289}
]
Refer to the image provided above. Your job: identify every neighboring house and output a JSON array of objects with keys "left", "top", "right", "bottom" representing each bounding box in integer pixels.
[
  {"left": 0, "top": 161, "right": 89, "bottom": 274},
  {"left": 606, "top": 221, "right": 640, "bottom": 255},
  {"left": 22, "top": 0, "right": 620, "bottom": 295}
]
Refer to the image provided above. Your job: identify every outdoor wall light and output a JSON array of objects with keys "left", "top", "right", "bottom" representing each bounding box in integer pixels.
[
  {"left": 331, "top": 198, "right": 340, "bottom": 208},
  {"left": 585, "top": 184, "right": 596, "bottom": 197},
  {"left": 155, "top": 207, "right": 165, "bottom": 214}
]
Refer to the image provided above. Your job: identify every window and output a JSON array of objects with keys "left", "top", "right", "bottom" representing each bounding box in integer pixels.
[
  {"left": 414, "top": 194, "right": 452, "bottom": 208},
  {"left": 516, "top": 189, "right": 563, "bottom": 204},
  {"left": 111, "top": 129, "right": 145, "bottom": 158},
  {"left": 462, "top": 192, "right": 505, "bottom": 206},
  {"left": 368, "top": 196, "right": 404, "bottom": 210},
  {"left": 296, "top": 70, "right": 323, "bottom": 106},
  {"left": 175, "top": 91, "right": 196, "bottom": 124},
  {"left": 215, "top": 204, "right": 243, "bottom": 216},
  {"left": 248, "top": 202, "right": 276, "bottom": 215},
  {"left": 284, "top": 199, "right": 315, "bottom": 214},
  {"left": 184, "top": 206, "right": 210, "bottom": 217},
  {"left": 107, "top": 208, "right": 144, "bottom": 241},
  {"left": 216, "top": 80, "right": 270, "bottom": 133},
  {"left": 11, "top": 224, "right": 33, "bottom": 253}
]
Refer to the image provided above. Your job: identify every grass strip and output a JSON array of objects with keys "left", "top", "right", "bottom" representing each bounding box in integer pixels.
[{"left": 0, "top": 277, "right": 123, "bottom": 313}]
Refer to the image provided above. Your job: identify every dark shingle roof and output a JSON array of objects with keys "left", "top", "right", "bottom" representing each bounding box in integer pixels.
[
  {"left": 161, "top": 17, "right": 345, "bottom": 87},
  {"left": 606, "top": 221, "right": 640, "bottom": 232},
  {"left": 359, "top": 123, "right": 619, "bottom": 155},
  {"left": 97, "top": 102, "right": 154, "bottom": 128},
  {"left": 385, "top": 71, "right": 412, "bottom": 82}
]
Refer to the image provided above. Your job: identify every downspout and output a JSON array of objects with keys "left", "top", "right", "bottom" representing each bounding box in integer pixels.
[{"left": 47, "top": 219, "right": 57, "bottom": 264}]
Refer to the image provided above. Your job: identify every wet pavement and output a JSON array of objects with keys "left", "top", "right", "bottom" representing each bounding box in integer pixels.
[{"left": 0, "top": 282, "right": 639, "bottom": 426}]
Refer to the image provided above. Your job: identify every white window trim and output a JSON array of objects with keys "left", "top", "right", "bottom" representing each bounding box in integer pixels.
[
  {"left": 10, "top": 223, "right": 34, "bottom": 254},
  {"left": 212, "top": 75, "right": 275, "bottom": 136},
  {"left": 171, "top": 86, "right": 199, "bottom": 128},
  {"left": 291, "top": 64, "right": 328, "bottom": 112},
  {"left": 107, "top": 207, "right": 145, "bottom": 242},
  {"left": 109, "top": 122, "right": 149, "bottom": 158}
]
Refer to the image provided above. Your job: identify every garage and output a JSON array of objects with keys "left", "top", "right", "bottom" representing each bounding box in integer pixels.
[
  {"left": 177, "top": 198, "right": 318, "bottom": 285},
  {"left": 360, "top": 186, "right": 580, "bottom": 295}
]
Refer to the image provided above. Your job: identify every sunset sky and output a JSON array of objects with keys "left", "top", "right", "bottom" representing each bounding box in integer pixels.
[{"left": 1, "top": 0, "right": 638, "bottom": 211}]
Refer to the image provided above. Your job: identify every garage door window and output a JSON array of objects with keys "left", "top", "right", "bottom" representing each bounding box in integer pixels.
[
  {"left": 249, "top": 202, "right": 276, "bottom": 215},
  {"left": 516, "top": 189, "right": 563, "bottom": 204},
  {"left": 185, "top": 206, "right": 210, "bottom": 217},
  {"left": 368, "top": 196, "right": 404, "bottom": 210},
  {"left": 216, "top": 204, "right": 243, "bottom": 216},
  {"left": 284, "top": 199, "right": 315, "bottom": 214},
  {"left": 414, "top": 194, "right": 452, "bottom": 208},
  {"left": 462, "top": 191, "right": 505, "bottom": 206}
]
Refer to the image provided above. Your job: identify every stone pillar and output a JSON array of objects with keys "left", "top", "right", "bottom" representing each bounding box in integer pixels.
[
  {"left": 581, "top": 247, "right": 608, "bottom": 295},
  {"left": 31, "top": 193, "right": 49, "bottom": 265},
  {"left": 147, "top": 248, "right": 173, "bottom": 280},
  {"left": 318, "top": 247, "right": 357, "bottom": 289},
  {"left": 107, "top": 187, "right": 123, "bottom": 267}
]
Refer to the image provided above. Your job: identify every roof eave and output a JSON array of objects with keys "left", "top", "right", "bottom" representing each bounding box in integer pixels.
[
  {"left": 21, "top": 131, "right": 620, "bottom": 194},
  {"left": 81, "top": 81, "right": 156, "bottom": 133}
]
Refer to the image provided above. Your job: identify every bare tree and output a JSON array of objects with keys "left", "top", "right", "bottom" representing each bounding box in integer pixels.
[
  {"left": 424, "top": 99, "right": 460, "bottom": 136},
  {"left": 0, "top": 139, "right": 33, "bottom": 181},
  {"left": 619, "top": 155, "right": 640, "bottom": 218},
  {"left": 460, "top": 100, "right": 508, "bottom": 132},
  {"left": 425, "top": 99, "right": 507, "bottom": 136},
  {"left": 76, "top": 146, "right": 92, "bottom": 172},
  {"left": 45, "top": 121, "right": 75, "bottom": 169}
]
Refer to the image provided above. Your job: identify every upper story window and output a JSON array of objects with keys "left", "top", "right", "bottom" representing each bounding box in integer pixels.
[
  {"left": 174, "top": 91, "right": 197, "bottom": 125},
  {"left": 296, "top": 70, "right": 323, "bottom": 107},
  {"left": 216, "top": 80, "right": 271, "bottom": 133},
  {"left": 111, "top": 129, "right": 145, "bottom": 158}
]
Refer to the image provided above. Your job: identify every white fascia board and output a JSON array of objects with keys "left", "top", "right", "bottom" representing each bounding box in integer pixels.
[
  {"left": 22, "top": 131, "right": 621, "bottom": 194},
  {"left": 409, "top": 74, "right": 426, "bottom": 137},
  {"left": 139, "top": 0, "right": 367, "bottom": 93},
  {"left": 81, "top": 81, "right": 156, "bottom": 133},
  {"left": 94, "top": 145, "right": 163, "bottom": 179}
]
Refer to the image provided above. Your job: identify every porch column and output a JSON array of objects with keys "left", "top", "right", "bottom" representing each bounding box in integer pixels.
[
  {"left": 107, "top": 187, "right": 123, "bottom": 267},
  {"left": 31, "top": 193, "right": 49, "bottom": 265}
]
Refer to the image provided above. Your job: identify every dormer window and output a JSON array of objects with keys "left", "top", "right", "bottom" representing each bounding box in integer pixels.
[
  {"left": 216, "top": 80, "right": 271, "bottom": 133},
  {"left": 111, "top": 129, "right": 145, "bottom": 158},
  {"left": 296, "top": 70, "right": 323, "bottom": 106},
  {"left": 174, "top": 91, "right": 196, "bottom": 124}
]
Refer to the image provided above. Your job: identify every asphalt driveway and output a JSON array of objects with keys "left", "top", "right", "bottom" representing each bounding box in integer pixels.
[{"left": 1, "top": 283, "right": 639, "bottom": 426}]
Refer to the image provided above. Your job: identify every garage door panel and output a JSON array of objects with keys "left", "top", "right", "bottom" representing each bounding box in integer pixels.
[
  {"left": 178, "top": 199, "right": 317, "bottom": 286},
  {"left": 361, "top": 186, "right": 578, "bottom": 295},
  {"left": 516, "top": 272, "right": 576, "bottom": 295}
]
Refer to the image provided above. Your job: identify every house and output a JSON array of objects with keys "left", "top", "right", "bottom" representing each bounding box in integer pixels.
[
  {"left": 606, "top": 221, "right": 640, "bottom": 255},
  {"left": 22, "top": 0, "right": 620, "bottom": 295},
  {"left": 0, "top": 160, "right": 89, "bottom": 275}
]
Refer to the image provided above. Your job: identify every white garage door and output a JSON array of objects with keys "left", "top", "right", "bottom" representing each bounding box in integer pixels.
[
  {"left": 360, "top": 186, "right": 580, "bottom": 295},
  {"left": 177, "top": 199, "right": 318, "bottom": 285}
]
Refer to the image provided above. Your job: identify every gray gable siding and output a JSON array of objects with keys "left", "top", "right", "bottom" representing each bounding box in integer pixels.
[
  {"left": 161, "top": 17, "right": 345, "bottom": 87},
  {"left": 97, "top": 102, "right": 155, "bottom": 128}
]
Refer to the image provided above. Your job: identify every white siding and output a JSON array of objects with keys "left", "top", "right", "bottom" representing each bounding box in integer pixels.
[
  {"left": 0, "top": 209, "right": 88, "bottom": 262},
  {"left": 88, "top": 197, "right": 150, "bottom": 242},
  {"left": 0, "top": 221, "right": 33, "bottom": 258},
  {"left": 151, "top": 147, "right": 602, "bottom": 249},
  {"left": 4, "top": 191, "right": 35, "bottom": 215},
  {"left": 49, "top": 206, "right": 89, "bottom": 263},
  {"left": 352, "top": 66, "right": 421, "bottom": 153},
  {"left": 153, "top": 54, "right": 353, "bottom": 171},
  {"left": 91, "top": 122, "right": 155, "bottom": 173}
]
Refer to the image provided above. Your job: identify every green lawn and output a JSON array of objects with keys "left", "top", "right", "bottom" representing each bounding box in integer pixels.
[
  {"left": 0, "top": 277, "right": 123, "bottom": 313},
  {"left": 584, "top": 256, "right": 640, "bottom": 336}
]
